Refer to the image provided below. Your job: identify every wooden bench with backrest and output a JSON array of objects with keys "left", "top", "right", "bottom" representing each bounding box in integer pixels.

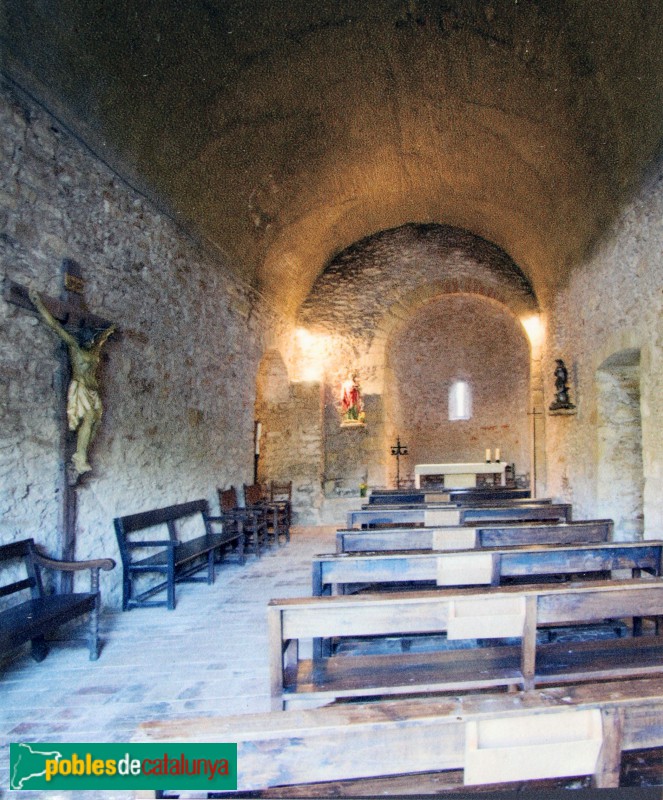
[
  {"left": 346, "top": 503, "right": 572, "bottom": 529},
  {"left": 244, "top": 483, "right": 290, "bottom": 544},
  {"left": 313, "top": 539, "right": 663, "bottom": 595},
  {"left": 268, "top": 579, "right": 663, "bottom": 710},
  {"left": 0, "top": 538, "right": 115, "bottom": 662},
  {"left": 336, "top": 519, "right": 614, "bottom": 554},
  {"left": 114, "top": 499, "right": 244, "bottom": 610},
  {"left": 218, "top": 487, "right": 268, "bottom": 557},
  {"left": 368, "top": 487, "right": 533, "bottom": 505},
  {"left": 365, "top": 496, "right": 548, "bottom": 510},
  {"left": 135, "top": 676, "right": 663, "bottom": 791}
]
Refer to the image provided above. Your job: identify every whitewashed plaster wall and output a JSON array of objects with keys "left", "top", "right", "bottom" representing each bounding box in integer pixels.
[
  {"left": 0, "top": 83, "right": 284, "bottom": 607},
  {"left": 544, "top": 162, "right": 663, "bottom": 539}
]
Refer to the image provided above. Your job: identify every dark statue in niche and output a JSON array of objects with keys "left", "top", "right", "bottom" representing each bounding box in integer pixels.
[{"left": 549, "top": 359, "right": 576, "bottom": 411}]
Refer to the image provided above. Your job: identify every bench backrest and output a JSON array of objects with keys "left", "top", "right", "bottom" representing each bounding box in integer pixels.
[
  {"left": 313, "top": 540, "right": 663, "bottom": 593},
  {"left": 244, "top": 483, "right": 265, "bottom": 507},
  {"left": 271, "top": 579, "right": 663, "bottom": 642},
  {"left": 336, "top": 519, "right": 613, "bottom": 554},
  {"left": 346, "top": 503, "right": 572, "bottom": 529},
  {"left": 113, "top": 499, "right": 210, "bottom": 565},
  {"left": 134, "top": 676, "right": 663, "bottom": 791},
  {"left": 0, "top": 538, "right": 44, "bottom": 602},
  {"left": 460, "top": 503, "right": 572, "bottom": 523},
  {"left": 218, "top": 487, "right": 240, "bottom": 512},
  {"left": 270, "top": 480, "right": 292, "bottom": 502}
]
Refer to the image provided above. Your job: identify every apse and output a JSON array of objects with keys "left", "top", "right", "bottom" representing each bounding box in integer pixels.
[{"left": 386, "top": 294, "right": 531, "bottom": 485}]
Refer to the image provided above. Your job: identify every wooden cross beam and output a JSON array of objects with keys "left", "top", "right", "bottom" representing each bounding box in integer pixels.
[{"left": 4, "top": 260, "right": 116, "bottom": 591}]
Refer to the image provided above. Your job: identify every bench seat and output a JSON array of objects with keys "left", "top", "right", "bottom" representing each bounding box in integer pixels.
[
  {"left": 284, "top": 635, "right": 663, "bottom": 709},
  {"left": 134, "top": 676, "right": 663, "bottom": 791},
  {"left": 285, "top": 644, "right": 524, "bottom": 707},
  {"left": 270, "top": 579, "right": 663, "bottom": 710},
  {"left": 0, "top": 538, "right": 114, "bottom": 662},
  {"left": 0, "top": 593, "right": 97, "bottom": 656},
  {"left": 130, "top": 532, "right": 239, "bottom": 571}
]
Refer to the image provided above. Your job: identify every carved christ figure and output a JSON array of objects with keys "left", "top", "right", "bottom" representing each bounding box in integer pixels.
[{"left": 29, "top": 288, "right": 116, "bottom": 476}]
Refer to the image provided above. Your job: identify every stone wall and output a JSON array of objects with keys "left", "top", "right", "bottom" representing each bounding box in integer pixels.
[
  {"left": 254, "top": 352, "right": 325, "bottom": 524},
  {"left": 0, "top": 82, "right": 280, "bottom": 607},
  {"left": 386, "top": 295, "right": 531, "bottom": 484},
  {"left": 544, "top": 161, "right": 663, "bottom": 538}
]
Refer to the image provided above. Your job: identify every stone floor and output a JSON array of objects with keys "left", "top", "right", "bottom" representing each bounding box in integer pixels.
[
  {"left": 1, "top": 526, "right": 337, "bottom": 798},
  {"left": 1, "top": 525, "right": 662, "bottom": 798}
]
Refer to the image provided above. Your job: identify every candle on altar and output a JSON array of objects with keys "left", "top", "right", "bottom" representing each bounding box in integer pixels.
[
  {"left": 485, "top": 448, "right": 491, "bottom": 462},
  {"left": 495, "top": 448, "right": 501, "bottom": 462}
]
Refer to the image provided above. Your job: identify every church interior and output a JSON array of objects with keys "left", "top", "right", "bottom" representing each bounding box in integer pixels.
[{"left": 2, "top": 0, "right": 663, "bottom": 794}]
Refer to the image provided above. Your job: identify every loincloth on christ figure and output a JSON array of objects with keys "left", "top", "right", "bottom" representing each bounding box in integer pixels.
[{"left": 67, "top": 380, "right": 102, "bottom": 430}]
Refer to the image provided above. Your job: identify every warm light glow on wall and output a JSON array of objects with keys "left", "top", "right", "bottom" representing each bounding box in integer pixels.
[
  {"left": 295, "top": 327, "right": 328, "bottom": 382},
  {"left": 521, "top": 314, "right": 545, "bottom": 349}
]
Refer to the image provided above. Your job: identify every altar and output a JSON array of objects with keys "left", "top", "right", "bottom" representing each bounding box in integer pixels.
[{"left": 414, "top": 462, "right": 507, "bottom": 489}]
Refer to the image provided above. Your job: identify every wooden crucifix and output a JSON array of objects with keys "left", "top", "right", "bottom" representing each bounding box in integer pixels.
[{"left": 4, "top": 260, "right": 117, "bottom": 590}]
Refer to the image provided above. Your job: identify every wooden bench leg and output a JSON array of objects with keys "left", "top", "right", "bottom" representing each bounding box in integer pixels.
[
  {"left": 122, "top": 570, "right": 132, "bottom": 611},
  {"left": 167, "top": 557, "right": 176, "bottom": 610},
  {"left": 89, "top": 568, "right": 101, "bottom": 660},
  {"left": 520, "top": 595, "right": 537, "bottom": 691},
  {"left": 207, "top": 550, "right": 215, "bottom": 584},
  {"left": 592, "top": 707, "right": 624, "bottom": 788},
  {"left": 31, "top": 636, "right": 49, "bottom": 662}
]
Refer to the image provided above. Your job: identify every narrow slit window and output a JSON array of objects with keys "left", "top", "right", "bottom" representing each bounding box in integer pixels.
[{"left": 449, "top": 380, "right": 472, "bottom": 421}]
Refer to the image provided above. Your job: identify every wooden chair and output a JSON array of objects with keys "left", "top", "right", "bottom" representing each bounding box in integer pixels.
[
  {"left": 244, "top": 483, "right": 289, "bottom": 545},
  {"left": 218, "top": 487, "right": 267, "bottom": 557},
  {"left": 270, "top": 480, "right": 292, "bottom": 532}
]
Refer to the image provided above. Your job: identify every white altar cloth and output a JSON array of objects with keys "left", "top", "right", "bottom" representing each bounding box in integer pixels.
[{"left": 414, "top": 462, "right": 507, "bottom": 489}]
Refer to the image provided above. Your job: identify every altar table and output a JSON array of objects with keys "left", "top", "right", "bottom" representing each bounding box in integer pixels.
[{"left": 414, "top": 462, "right": 507, "bottom": 489}]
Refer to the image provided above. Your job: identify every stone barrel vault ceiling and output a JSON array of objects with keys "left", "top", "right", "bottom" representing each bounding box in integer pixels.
[{"left": 2, "top": 0, "right": 662, "bottom": 316}]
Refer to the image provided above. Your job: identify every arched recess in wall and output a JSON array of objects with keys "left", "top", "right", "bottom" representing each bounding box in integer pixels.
[
  {"left": 596, "top": 348, "right": 644, "bottom": 541},
  {"left": 297, "top": 224, "right": 542, "bottom": 498},
  {"left": 383, "top": 293, "right": 532, "bottom": 488}
]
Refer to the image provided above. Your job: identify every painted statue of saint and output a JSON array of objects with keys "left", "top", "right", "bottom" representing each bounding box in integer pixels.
[
  {"left": 29, "top": 288, "right": 116, "bottom": 476},
  {"left": 340, "top": 373, "right": 365, "bottom": 424}
]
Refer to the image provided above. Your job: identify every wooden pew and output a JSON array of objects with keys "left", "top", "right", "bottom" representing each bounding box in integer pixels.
[
  {"left": 114, "top": 499, "right": 244, "bottom": 610},
  {"left": 0, "top": 539, "right": 114, "bottom": 662},
  {"left": 367, "top": 487, "right": 532, "bottom": 505},
  {"left": 336, "top": 519, "right": 614, "bottom": 554},
  {"left": 134, "top": 677, "right": 663, "bottom": 791},
  {"left": 268, "top": 580, "right": 663, "bottom": 710},
  {"left": 346, "top": 503, "right": 572, "bottom": 528},
  {"left": 362, "top": 497, "right": 553, "bottom": 510},
  {"left": 312, "top": 540, "right": 663, "bottom": 596}
]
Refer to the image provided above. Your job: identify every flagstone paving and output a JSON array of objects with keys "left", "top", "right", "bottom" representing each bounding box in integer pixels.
[
  {"left": 1, "top": 525, "right": 661, "bottom": 797},
  {"left": 1, "top": 526, "right": 336, "bottom": 798}
]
